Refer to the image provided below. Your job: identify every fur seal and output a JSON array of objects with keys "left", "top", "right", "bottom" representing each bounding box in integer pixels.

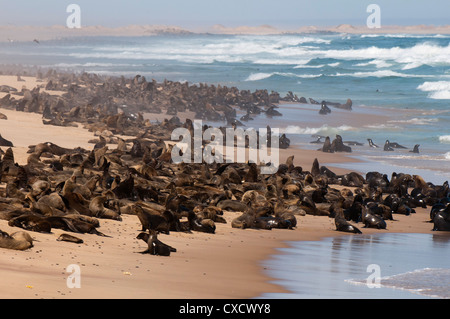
[
  {"left": 319, "top": 101, "right": 331, "bottom": 115},
  {"left": 217, "top": 199, "right": 247, "bottom": 212},
  {"left": 231, "top": 211, "right": 255, "bottom": 229},
  {"left": 135, "top": 205, "right": 173, "bottom": 234},
  {"left": 322, "top": 136, "right": 333, "bottom": 153},
  {"left": 311, "top": 158, "right": 321, "bottom": 177},
  {"left": 89, "top": 195, "right": 122, "bottom": 221},
  {"left": 361, "top": 207, "right": 387, "bottom": 229},
  {"left": 0, "top": 134, "right": 13, "bottom": 147},
  {"left": 57, "top": 233, "right": 84, "bottom": 244},
  {"left": 384, "top": 140, "right": 394, "bottom": 151},
  {"left": 0, "top": 230, "right": 34, "bottom": 250},
  {"left": 334, "top": 210, "right": 362, "bottom": 234},
  {"left": 388, "top": 141, "right": 407, "bottom": 149},
  {"left": 432, "top": 205, "right": 450, "bottom": 231},
  {"left": 367, "top": 139, "right": 379, "bottom": 148},
  {"left": 187, "top": 211, "right": 216, "bottom": 233},
  {"left": 136, "top": 230, "right": 176, "bottom": 256},
  {"left": 325, "top": 99, "right": 352, "bottom": 110},
  {"left": 331, "top": 135, "right": 352, "bottom": 152},
  {"left": 8, "top": 214, "right": 52, "bottom": 233},
  {"left": 410, "top": 144, "right": 420, "bottom": 154},
  {"left": 310, "top": 135, "right": 325, "bottom": 144}
]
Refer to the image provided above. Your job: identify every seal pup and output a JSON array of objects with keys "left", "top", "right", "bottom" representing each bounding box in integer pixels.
[
  {"left": 57, "top": 233, "right": 84, "bottom": 244},
  {"left": 136, "top": 230, "right": 176, "bottom": 256},
  {"left": 410, "top": 144, "right": 420, "bottom": 154},
  {"left": 367, "top": 139, "right": 379, "bottom": 148}
]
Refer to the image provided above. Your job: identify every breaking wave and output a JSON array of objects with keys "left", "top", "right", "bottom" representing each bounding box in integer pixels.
[
  {"left": 283, "top": 124, "right": 354, "bottom": 135},
  {"left": 417, "top": 81, "right": 450, "bottom": 100},
  {"left": 244, "top": 72, "right": 321, "bottom": 81},
  {"left": 346, "top": 268, "right": 450, "bottom": 299}
]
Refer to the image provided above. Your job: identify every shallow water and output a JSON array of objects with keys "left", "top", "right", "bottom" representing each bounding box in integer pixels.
[{"left": 258, "top": 233, "right": 450, "bottom": 299}]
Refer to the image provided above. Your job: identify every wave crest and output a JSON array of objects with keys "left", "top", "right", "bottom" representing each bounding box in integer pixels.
[
  {"left": 439, "top": 135, "right": 450, "bottom": 143},
  {"left": 418, "top": 81, "right": 450, "bottom": 100},
  {"left": 284, "top": 124, "right": 353, "bottom": 135},
  {"left": 244, "top": 72, "right": 321, "bottom": 81}
]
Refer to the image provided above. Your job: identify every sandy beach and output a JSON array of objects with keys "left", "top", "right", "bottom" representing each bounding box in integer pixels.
[{"left": 0, "top": 74, "right": 442, "bottom": 299}]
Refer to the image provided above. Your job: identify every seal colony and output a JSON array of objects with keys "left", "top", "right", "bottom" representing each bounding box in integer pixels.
[{"left": 0, "top": 70, "right": 449, "bottom": 266}]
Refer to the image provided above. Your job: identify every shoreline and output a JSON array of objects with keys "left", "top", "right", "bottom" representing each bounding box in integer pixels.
[
  {"left": 1, "top": 24, "right": 450, "bottom": 42},
  {"left": 0, "top": 74, "right": 446, "bottom": 299}
]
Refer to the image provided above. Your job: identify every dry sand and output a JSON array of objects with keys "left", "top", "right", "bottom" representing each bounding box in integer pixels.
[{"left": 0, "top": 75, "right": 439, "bottom": 299}]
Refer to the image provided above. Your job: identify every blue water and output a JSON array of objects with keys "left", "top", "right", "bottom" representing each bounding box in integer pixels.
[
  {"left": 258, "top": 233, "right": 450, "bottom": 299},
  {"left": 0, "top": 33, "right": 449, "bottom": 182}
]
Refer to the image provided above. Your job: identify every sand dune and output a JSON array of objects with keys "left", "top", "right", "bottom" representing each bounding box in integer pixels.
[{"left": 1, "top": 23, "right": 449, "bottom": 42}]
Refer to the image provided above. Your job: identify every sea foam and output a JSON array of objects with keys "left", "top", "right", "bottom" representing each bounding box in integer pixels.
[
  {"left": 244, "top": 72, "right": 321, "bottom": 81},
  {"left": 283, "top": 124, "right": 353, "bottom": 135},
  {"left": 417, "top": 81, "right": 450, "bottom": 100}
]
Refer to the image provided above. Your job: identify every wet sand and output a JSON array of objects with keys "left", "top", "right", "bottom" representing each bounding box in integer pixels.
[{"left": 0, "top": 75, "right": 439, "bottom": 299}]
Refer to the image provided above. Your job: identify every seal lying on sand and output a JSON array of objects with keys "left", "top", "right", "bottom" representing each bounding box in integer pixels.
[
  {"left": 57, "top": 233, "right": 84, "bottom": 244},
  {"left": 0, "top": 230, "right": 34, "bottom": 250}
]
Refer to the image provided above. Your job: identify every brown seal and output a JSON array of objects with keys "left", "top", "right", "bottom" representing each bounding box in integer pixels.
[
  {"left": 89, "top": 195, "right": 122, "bottom": 220},
  {"left": 0, "top": 230, "right": 34, "bottom": 250},
  {"left": 334, "top": 210, "right": 362, "bottom": 234},
  {"left": 135, "top": 204, "right": 173, "bottom": 234},
  {"left": 8, "top": 214, "right": 52, "bottom": 233},
  {"left": 136, "top": 230, "right": 176, "bottom": 256},
  {"left": 0, "top": 134, "right": 13, "bottom": 147},
  {"left": 57, "top": 233, "right": 84, "bottom": 244}
]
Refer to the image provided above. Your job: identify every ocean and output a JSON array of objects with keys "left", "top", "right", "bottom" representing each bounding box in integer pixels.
[
  {"left": 258, "top": 233, "right": 450, "bottom": 299},
  {"left": 1, "top": 32, "right": 449, "bottom": 184}
]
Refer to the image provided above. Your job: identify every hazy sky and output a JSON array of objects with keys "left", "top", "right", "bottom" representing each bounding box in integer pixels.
[{"left": 0, "top": 0, "right": 448, "bottom": 29}]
